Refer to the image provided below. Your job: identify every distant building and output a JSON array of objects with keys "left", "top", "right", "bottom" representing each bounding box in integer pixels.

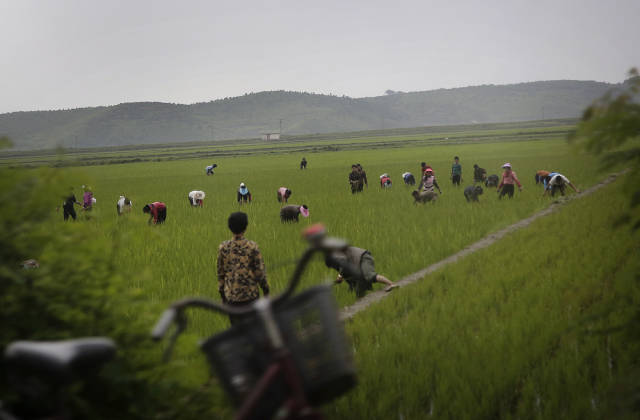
[{"left": 261, "top": 133, "right": 280, "bottom": 141}]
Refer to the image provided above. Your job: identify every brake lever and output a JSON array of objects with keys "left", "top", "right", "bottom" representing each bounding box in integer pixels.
[{"left": 162, "top": 311, "right": 187, "bottom": 362}]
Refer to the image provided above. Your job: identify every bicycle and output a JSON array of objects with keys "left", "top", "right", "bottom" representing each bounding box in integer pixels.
[
  {"left": 152, "top": 224, "right": 358, "bottom": 419},
  {"left": 1, "top": 225, "right": 358, "bottom": 420}
]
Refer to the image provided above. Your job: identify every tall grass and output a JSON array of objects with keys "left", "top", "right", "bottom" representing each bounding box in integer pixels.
[{"left": 330, "top": 177, "right": 638, "bottom": 419}]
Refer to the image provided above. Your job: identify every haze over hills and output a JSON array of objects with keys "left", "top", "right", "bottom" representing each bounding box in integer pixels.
[{"left": 0, "top": 80, "right": 616, "bottom": 150}]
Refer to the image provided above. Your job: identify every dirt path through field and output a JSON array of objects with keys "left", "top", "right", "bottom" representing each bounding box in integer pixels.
[{"left": 340, "top": 170, "right": 628, "bottom": 321}]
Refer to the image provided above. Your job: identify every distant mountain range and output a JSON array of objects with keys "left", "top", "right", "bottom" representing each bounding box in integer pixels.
[{"left": 0, "top": 80, "right": 617, "bottom": 150}]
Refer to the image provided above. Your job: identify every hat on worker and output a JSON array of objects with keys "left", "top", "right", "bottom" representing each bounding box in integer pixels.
[{"left": 502, "top": 163, "right": 512, "bottom": 169}]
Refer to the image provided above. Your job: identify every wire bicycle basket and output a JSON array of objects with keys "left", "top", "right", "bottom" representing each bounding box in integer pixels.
[{"left": 200, "top": 285, "right": 356, "bottom": 412}]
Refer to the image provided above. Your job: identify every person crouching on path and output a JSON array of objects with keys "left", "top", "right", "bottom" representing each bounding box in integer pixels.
[
  {"left": 117, "top": 195, "right": 132, "bottom": 215},
  {"left": 421, "top": 168, "right": 442, "bottom": 195},
  {"left": 188, "top": 190, "right": 205, "bottom": 207},
  {"left": 276, "top": 187, "right": 292, "bottom": 204},
  {"left": 543, "top": 173, "right": 580, "bottom": 197},
  {"left": 497, "top": 163, "right": 522, "bottom": 199},
  {"left": 237, "top": 183, "right": 252, "bottom": 204},
  {"left": 142, "top": 202, "right": 166, "bottom": 224},
  {"left": 326, "top": 245, "right": 398, "bottom": 297},
  {"left": 280, "top": 204, "right": 309, "bottom": 222},
  {"left": 217, "top": 212, "right": 269, "bottom": 325}
]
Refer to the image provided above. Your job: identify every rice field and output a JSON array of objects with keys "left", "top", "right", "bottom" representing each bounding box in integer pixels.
[{"left": 36, "top": 124, "right": 638, "bottom": 418}]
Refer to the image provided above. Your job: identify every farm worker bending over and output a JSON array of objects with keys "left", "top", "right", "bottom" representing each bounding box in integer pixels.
[
  {"left": 142, "top": 202, "right": 167, "bottom": 224},
  {"left": 206, "top": 163, "right": 217, "bottom": 175},
  {"left": 276, "top": 187, "right": 292, "bottom": 203},
  {"left": 535, "top": 170, "right": 550, "bottom": 185},
  {"left": 451, "top": 156, "right": 462, "bottom": 186},
  {"left": 473, "top": 164, "right": 487, "bottom": 184},
  {"left": 82, "top": 186, "right": 94, "bottom": 211},
  {"left": 380, "top": 173, "right": 392, "bottom": 188},
  {"left": 497, "top": 163, "right": 522, "bottom": 199},
  {"left": 117, "top": 195, "right": 132, "bottom": 215},
  {"left": 217, "top": 212, "right": 269, "bottom": 325},
  {"left": 421, "top": 168, "right": 442, "bottom": 194},
  {"left": 237, "top": 183, "right": 252, "bottom": 204},
  {"left": 402, "top": 172, "right": 416, "bottom": 185},
  {"left": 280, "top": 204, "right": 309, "bottom": 222},
  {"left": 543, "top": 173, "right": 580, "bottom": 197},
  {"left": 188, "top": 190, "right": 205, "bottom": 207}
]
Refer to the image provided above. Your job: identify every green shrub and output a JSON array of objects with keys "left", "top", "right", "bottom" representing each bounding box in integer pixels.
[{"left": 0, "top": 167, "right": 227, "bottom": 419}]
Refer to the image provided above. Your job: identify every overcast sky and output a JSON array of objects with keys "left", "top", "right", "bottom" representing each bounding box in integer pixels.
[{"left": 1, "top": 0, "right": 638, "bottom": 114}]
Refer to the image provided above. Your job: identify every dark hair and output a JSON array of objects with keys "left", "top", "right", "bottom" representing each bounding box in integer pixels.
[
  {"left": 454, "top": 156, "right": 459, "bottom": 160},
  {"left": 228, "top": 212, "right": 248, "bottom": 234},
  {"left": 302, "top": 204, "right": 308, "bottom": 209},
  {"left": 473, "top": 164, "right": 478, "bottom": 168},
  {"left": 142, "top": 204, "right": 151, "bottom": 213},
  {"left": 421, "top": 162, "right": 426, "bottom": 166}
]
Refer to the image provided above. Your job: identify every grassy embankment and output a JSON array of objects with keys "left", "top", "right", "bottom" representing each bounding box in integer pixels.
[{"left": 330, "top": 175, "right": 639, "bottom": 419}]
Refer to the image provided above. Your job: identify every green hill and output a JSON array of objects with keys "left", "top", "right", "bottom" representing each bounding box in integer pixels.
[{"left": 0, "top": 80, "right": 616, "bottom": 150}]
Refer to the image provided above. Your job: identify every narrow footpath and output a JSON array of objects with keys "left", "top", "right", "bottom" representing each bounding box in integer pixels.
[{"left": 340, "top": 170, "right": 628, "bottom": 321}]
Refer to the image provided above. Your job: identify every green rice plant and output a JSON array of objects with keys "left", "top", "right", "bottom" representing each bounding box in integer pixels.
[{"left": 330, "top": 177, "right": 639, "bottom": 419}]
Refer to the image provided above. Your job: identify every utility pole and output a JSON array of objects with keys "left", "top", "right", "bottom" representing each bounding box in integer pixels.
[{"left": 279, "top": 119, "right": 283, "bottom": 134}]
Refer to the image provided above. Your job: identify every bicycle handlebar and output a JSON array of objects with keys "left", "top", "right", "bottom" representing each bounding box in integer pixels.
[{"left": 152, "top": 231, "right": 355, "bottom": 348}]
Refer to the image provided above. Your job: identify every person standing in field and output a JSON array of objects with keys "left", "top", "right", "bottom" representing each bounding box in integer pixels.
[
  {"left": 116, "top": 195, "right": 133, "bottom": 215},
  {"left": 543, "top": 173, "right": 580, "bottom": 197},
  {"left": 237, "top": 182, "right": 252, "bottom": 204},
  {"left": 451, "top": 156, "right": 462, "bottom": 186},
  {"left": 217, "top": 212, "right": 269, "bottom": 325},
  {"left": 188, "top": 190, "right": 205, "bottom": 207},
  {"left": 300, "top": 157, "right": 307, "bottom": 170},
  {"left": 276, "top": 187, "right": 292, "bottom": 204},
  {"left": 497, "top": 163, "right": 523, "bottom": 199},
  {"left": 473, "top": 164, "right": 487, "bottom": 184},
  {"left": 349, "top": 165, "right": 362, "bottom": 194},
  {"left": 59, "top": 188, "right": 82, "bottom": 221},
  {"left": 421, "top": 168, "right": 442, "bottom": 195},
  {"left": 142, "top": 201, "right": 167, "bottom": 224},
  {"left": 357, "top": 164, "right": 368, "bottom": 191}
]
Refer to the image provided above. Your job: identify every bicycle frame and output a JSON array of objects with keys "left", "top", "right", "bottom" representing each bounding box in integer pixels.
[{"left": 152, "top": 231, "right": 359, "bottom": 420}]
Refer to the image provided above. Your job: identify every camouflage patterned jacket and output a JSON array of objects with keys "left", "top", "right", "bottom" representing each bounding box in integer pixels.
[{"left": 217, "top": 237, "right": 268, "bottom": 303}]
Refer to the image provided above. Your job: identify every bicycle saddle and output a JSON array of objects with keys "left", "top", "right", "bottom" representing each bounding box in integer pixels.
[{"left": 4, "top": 337, "right": 116, "bottom": 383}]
